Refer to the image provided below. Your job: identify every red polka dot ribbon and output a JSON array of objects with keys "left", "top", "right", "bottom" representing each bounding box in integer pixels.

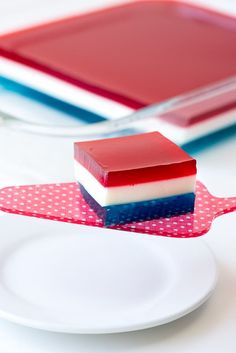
[{"left": 0, "top": 181, "right": 235, "bottom": 238}]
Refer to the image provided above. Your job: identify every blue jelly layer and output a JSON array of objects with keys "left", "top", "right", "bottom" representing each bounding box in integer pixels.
[
  {"left": 0, "top": 76, "right": 106, "bottom": 123},
  {"left": 79, "top": 184, "right": 195, "bottom": 226}
]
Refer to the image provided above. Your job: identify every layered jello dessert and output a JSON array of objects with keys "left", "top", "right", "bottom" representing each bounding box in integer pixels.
[{"left": 74, "top": 132, "right": 196, "bottom": 226}]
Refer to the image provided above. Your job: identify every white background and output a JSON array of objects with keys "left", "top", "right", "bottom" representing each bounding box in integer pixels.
[{"left": 0, "top": 1, "right": 236, "bottom": 352}]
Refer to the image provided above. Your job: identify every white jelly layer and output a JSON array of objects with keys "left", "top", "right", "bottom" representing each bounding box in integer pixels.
[
  {"left": 74, "top": 161, "right": 196, "bottom": 206},
  {"left": 0, "top": 57, "right": 129, "bottom": 119},
  {"left": 2, "top": 57, "right": 236, "bottom": 145}
]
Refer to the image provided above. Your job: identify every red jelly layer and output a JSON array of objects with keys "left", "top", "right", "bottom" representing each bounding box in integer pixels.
[
  {"left": 1, "top": 1, "right": 236, "bottom": 113},
  {"left": 74, "top": 132, "right": 196, "bottom": 187},
  {"left": 161, "top": 89, "right": 236, "bottom": 127}
]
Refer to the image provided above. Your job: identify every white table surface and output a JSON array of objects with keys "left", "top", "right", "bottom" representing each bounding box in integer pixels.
[{"left": 0, "top": 0, "right": 236, "bottom": 352}]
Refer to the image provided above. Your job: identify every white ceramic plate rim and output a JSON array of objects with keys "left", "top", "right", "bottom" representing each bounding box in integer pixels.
[{"left": 0, "top": 213, "right": 217, "bottom": 334}]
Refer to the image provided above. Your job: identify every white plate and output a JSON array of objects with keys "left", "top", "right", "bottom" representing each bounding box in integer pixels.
[{"left": 0, "top": 214, "right": 217, "bottom": 334}]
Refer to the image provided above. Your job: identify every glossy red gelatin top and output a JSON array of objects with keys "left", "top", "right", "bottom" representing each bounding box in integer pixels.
[
  {"left": 1, "top": 1, "right": 236, "bottom": 112},
  {"left": 74, "top": 132, "right": 196, "bottom": 187}
]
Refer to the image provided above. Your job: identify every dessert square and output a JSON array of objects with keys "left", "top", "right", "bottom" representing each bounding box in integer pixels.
[{"left": 74, "top": 132, "right": 196, "bottom": 225}]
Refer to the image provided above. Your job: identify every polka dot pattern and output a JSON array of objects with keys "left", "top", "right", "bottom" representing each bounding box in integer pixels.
[{"left": 0, "top": 181, "right": 235, "bottom": 238}]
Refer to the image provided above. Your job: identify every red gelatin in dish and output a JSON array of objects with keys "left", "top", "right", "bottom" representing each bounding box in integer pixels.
[
  {"left": 74, "top": 132, "right": 196, "bottom": 187},
  {"left": 1, "top": 1, "right": 236, "bottom": 114},
  {"left": 161, "top": 89, "right": 236, "bottom": 127}
]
